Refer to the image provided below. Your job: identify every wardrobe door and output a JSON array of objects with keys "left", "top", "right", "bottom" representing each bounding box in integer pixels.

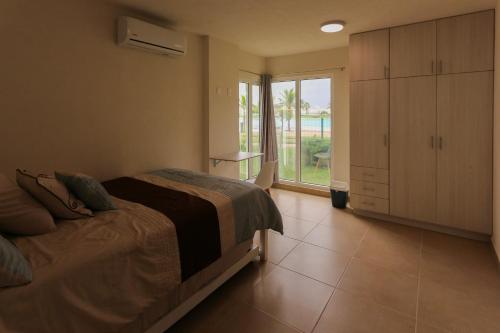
[
  {"left": 437, "top": 71, "right": 493, "bottom": 233},
  {"left": 390, "top": 21, "right": 436, "bottom": 78},
  {"left": 437, "top": 10, "right": 494, "bottom": 74},
  {"left": 350, "top": 80, "right": 389, "bottom": 169},
  {"left": 390, "top": 76, "right": 437, "bottom": 222},
  {"left": 349, "top": 29, "right": 389, "bottom": 81}
]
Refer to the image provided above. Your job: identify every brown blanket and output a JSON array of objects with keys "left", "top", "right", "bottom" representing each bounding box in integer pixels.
[{"left": 102, "top": 177, "right": 221, "bottom": 281}]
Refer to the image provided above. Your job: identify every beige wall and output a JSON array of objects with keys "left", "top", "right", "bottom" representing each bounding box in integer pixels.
[
  {"left": 493, "top": 0, "right": 500, "bottom": 259},
  {"left": 0, "top": 0, "right": 206, "bottom": 181},
  {"left": 266, "top": 47, "right": 350, "bottom": 185},
  {"left": 206, "top": 39, "right": 266, "bottom": 178}
]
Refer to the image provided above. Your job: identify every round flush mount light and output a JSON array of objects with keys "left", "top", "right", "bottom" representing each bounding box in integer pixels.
[{"left": 320, "top": 20, "right": 345, "bottom": 33}]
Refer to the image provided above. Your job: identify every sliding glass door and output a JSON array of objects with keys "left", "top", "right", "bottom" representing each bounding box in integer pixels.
[
  {"left": 272, "top": 77, "right": 332, "bottom": 187},
  {"left": 239, "top": 81, "right": 261, "bottom": 180}
]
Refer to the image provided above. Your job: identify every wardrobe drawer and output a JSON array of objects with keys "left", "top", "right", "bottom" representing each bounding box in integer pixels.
[
  {"left": 351, "top": 166, "right": 389, "bottom": 184},
  {"left": 350, "top": 194, "right": 389, "bottom": 214},
  {"left": 350, "top": 180, "right": 389, "bottom": 199}
]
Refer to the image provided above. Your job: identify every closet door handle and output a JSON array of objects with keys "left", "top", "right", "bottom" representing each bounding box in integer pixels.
[
  {"left": 438, "top": 60, "right": 443, "bottom": 74},
  {"left": 383, "top": 134, "right": 388, "bottom": 147},
  {"left": 439, "top": 137, "right": 443, "bottom": 150},
  {"left": 431, "top": 136, "right": 435, "bottom": 149}
]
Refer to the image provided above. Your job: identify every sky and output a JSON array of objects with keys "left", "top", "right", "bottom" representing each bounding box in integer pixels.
[
  {"left": 270, "top": 78, "right": 331, "bottom": 110},
  {"left": 240, "top": 78, "right": 332, "bottom": 110}
]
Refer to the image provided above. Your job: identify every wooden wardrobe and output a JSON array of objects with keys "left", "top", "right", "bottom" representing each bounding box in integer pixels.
[{"left": 349, "top": 10, "right": 494, "bottom": 235}]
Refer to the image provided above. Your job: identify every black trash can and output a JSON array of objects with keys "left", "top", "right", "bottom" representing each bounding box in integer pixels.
[{"left": 330, "top": 181, "right": 348, "bottom": 209}]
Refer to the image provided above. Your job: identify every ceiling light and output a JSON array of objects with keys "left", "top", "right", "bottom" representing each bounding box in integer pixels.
[{"left": 320, "top": 20, "right": 345, "bottom": 33}]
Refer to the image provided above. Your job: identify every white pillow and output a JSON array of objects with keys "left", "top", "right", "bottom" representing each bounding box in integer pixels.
[
  {"left": 0, "top": 174, "right": 56, "bottom": 235},
  {"left": 16, "top": 169, "right": 93, "bottom": 220}
]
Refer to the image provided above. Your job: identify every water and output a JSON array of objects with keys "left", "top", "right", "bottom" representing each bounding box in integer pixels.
[{"left": 274, "top": 117, "right": 331, "bottom": 131}]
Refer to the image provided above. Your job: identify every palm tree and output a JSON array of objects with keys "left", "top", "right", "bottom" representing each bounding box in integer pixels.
[
  {"left": 240, "top": 94, "right": 247, "bottom": 112},
  {"left": 278, "top": 88, "right": 295, "bottom": 131},
  {"left": 301, "top": 99, "right": 311, "bottom": 115}
]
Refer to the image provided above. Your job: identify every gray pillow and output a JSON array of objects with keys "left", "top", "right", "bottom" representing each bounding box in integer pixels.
[
  {"left": 55, "top": 172, "right": 116, "bottom": 211},
  {"left": 0, "top": 174, "right": 56, "bottom": 235},
  {"left": 0, "top": 234, "right": 32, "bottom": 287},
  {"left": 16, "top": 169, "right": 93, "bottom": 220}
]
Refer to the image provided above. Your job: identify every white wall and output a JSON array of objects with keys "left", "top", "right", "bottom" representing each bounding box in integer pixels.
[
  {"left": 493, "top": 0, "right": 500, "bottom": 260},
  {"left": 0, "top": 0, "right": 206, "bottom": 180},
  {"left": 266, "top": 47, "right": 350, "bottom": 185}
]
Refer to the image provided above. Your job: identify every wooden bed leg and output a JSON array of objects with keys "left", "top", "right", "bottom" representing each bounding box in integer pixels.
[{"left": 259, "top": 230, "right": 269, "bottom": 261}]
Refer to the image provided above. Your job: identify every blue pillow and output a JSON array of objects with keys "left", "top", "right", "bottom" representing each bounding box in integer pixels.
[
  {"left": 0, "top": 235, "right": 32, "bottom": 287},
  {"left": 55, "top": 172, "right": 116, "bottom": 211}
]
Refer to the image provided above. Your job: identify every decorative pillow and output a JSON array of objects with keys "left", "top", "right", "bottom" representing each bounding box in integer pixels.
[
  {"left": 0, "top": 174, "right": 56, "bottom": 235},
  {"left": 16, "top": 169, "right": 93, "bottom": 220},
  {"left": 55, "top": 172, "right": 116, "bottom": 211},
  {"left": 0, "top": 234, "right": 32, "bottom": 287}
]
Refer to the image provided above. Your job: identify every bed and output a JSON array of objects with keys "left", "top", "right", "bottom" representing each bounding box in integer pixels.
[{"left": 0, "top": 168, "right": 283, "bottom": 333}]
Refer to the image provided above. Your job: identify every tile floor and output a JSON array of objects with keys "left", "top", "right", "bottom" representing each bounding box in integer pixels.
[{"left": 168, "top": 189, "right": 500, "bottom": 333}]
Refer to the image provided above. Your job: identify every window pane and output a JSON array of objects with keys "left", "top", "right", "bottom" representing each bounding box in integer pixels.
[
  {"left": 300, "top": 78, "right": 331, "bottom": 186},
  {"left": 272, "top": 81, "right": 296, "bottom": 181},
  {"left": 251, "top": 84, "right": 261, "bottom": 178},
  {"left": 239, "top": 82, "right": 249, "bottom": 180}
]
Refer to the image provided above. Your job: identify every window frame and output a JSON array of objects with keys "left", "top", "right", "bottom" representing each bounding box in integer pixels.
[
  {"left": 239, "top": 74, "right": 261, "bottom": 180},
  {"left": 271, "top": 72, "right": 334, "bottom": 190}
]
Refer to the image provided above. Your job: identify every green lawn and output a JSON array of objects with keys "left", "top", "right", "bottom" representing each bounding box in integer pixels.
[
  {"left": 278, "top": 145, "right": 330, "bottom": 186},
  {"left": 239, "top": 124, "right": 331, "bottom": 186}
]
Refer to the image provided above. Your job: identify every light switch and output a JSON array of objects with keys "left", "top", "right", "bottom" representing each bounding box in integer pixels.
[{"left": 216, "top": 87, "right": 223, "bottom": 96}]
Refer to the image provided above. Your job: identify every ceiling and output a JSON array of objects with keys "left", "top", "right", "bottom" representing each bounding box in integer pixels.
[{"left": 111, "top": 0, "right": 495, "bottom": 57}]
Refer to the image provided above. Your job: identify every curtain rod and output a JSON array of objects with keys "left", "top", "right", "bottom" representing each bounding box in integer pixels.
[{"left": 239, "top": 66, "right": 346, "bottom": 77}]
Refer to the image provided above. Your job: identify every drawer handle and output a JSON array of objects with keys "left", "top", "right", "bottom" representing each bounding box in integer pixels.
[
  {"left": 362, "top": 173, "right": 375, "bottom": 177},
  {"left": 361, "top": 201, "right": 375, "bottom": 207},
  {"left": 362, "top": 187, "right": 375, "bottom": 192}
]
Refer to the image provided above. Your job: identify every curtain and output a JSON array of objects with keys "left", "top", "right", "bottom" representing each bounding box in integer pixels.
[{"left": 260, "top": 74, "right": 279, "bottom": 181}]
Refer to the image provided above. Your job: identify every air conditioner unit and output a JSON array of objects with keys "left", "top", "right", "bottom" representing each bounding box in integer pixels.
[{"left": 117, "top": 16, "right": 187, "bottom": 56}]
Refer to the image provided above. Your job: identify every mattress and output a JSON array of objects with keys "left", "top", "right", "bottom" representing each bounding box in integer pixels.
[{"left": 0, "top": 169, "right": 281, "bottom": 332}]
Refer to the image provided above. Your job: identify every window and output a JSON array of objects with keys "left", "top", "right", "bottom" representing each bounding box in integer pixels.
[
  {"left": 272, "top": 76, "right": 332, "bottom": 187},
  {"left": 239, "top": 81, "right": 261, "bottom": 180}
]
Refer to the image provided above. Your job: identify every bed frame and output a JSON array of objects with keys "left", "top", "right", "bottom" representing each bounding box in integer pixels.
[{"left": 145, "top": 229, "right": 269, "bottom": 333}]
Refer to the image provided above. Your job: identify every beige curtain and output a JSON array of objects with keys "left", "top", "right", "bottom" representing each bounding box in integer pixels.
[{"left": 260, "top": 74, "right": 279, "bottom": 181}]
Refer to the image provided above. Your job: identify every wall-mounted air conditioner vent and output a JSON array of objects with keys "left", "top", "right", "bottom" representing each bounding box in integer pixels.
[{"left": 117, "top": 16, "right": 187, "bottom": 56}]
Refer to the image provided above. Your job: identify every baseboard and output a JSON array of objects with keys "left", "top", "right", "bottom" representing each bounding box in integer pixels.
[
  {"left": 272, "top": 183, "right": 330, "bottom": 197},
  {"left": 492, "top": 240, "right": 500, "bottom": 270},
  {"left": 353, "top": 209, "right": 491, "bottom": 242}
]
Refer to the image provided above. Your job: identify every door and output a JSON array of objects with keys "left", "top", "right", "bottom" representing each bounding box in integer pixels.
[
  {"left": 437, "top": 10, "right": 494, "bottom": 74},
  {"left": 349, "top": 29, "right": 389, "bottom": 81},
  {"left": 390, "top": 76, "right": 436, "bottom": 222},
  {"left": 390, "top": 21, "right": 436, "bottom": 78},
  {"left": 350, "top": 80, "right": 389, "bottom": 169},
  {"left": 437, "top": 71, "right": 493, "bottom": 233},
  {"left": 272, "top": 77, "right": 332, "bottom": 187}
]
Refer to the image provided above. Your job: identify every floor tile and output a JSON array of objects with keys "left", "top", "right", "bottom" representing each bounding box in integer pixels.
[
  {"left": 280, "top": 242, "right": 350, "bottom": 286},
  {"left": 320, "top": 208, "right": 372, "bottom": 235},
  {"left": 304, "top": 223, "right": 367, "bottom": 256},
  {"left": 246, "top": 266, "right": 334, "bottom": 333},
  {"left": 215, "top": 301, "right": 300, "bottom": 333},
  {"left": 418, "top": 277, "right": 500, "bottom": 333},
  {"left": 355, "top": 222, "right": 421, "bottom": 277},
  {"left": 267, "top": 232, "right": 300, "bottom": 264},
  {"left": 282, "top": 215, "right": 318, "bottom": 240},
  {"left": 416, "top": 322, "right": 450, "bottom": 333},
  {"left": 421, "top": 231, "right": 499, "bottom": 290},
  {"left": 219, "top": 258, "right": 277, "bottom": 301},
  {"left": 282, "top": 197, "right": 331, "bottom": 222},
  {"left": 339, "top": 258, "right": 419, "bottom": 316},
  {"left": 313, "top": 289, "right": 415, "bottom": 333},
  {"left": 168, "top": 288, "right": 235, "bottom": 333}
]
